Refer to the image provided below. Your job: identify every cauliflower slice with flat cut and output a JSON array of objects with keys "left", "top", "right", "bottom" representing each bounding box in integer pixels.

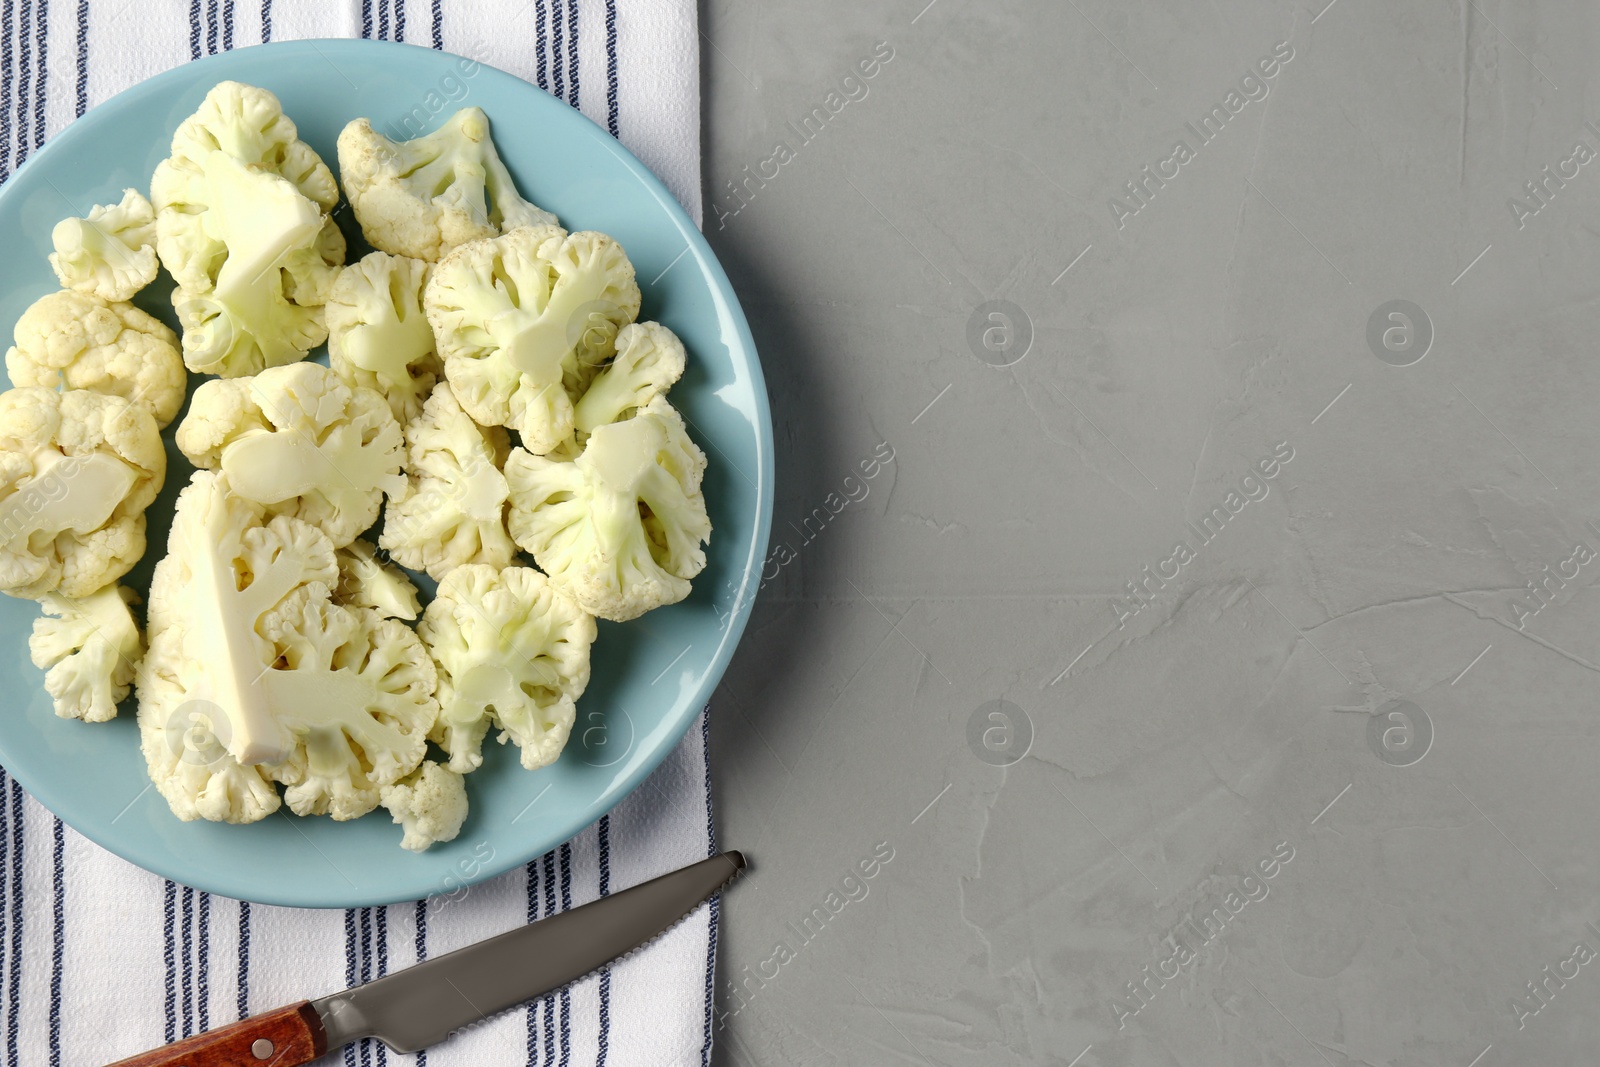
[
  {"left": 424, "top": 225, "right": 641, "bottom": 453},
  {"left": 48, "top": 188, "right": 160, "bottom": 301},
  {"left": 326, "top": 252, "right": 442, "bottom": 424},
  {"left": 335, "top": 539, "right": 420, "bottom": 621},
  {"left": 137, "top": 471, "right": 437, "bottom": 825},
  {"left": 379, "top": 383, "right": 515, "bottom": 581},
  {"left": 6, "top": 290, "right": 186, "bottom": 428},
  {"left": 506, "top": 397, "right": 710, "bottom": 622},
  {"left": 0, "top": 388, "right": 165, "bottom": 599},
  {"left": 177, "top": 362, "right": 405, "bottom": 548},
  {"left": 418, "top": 564, "right": 595, "bottom": 773},
  {"left": 573, "top": 321, "right": 688, "bottom": 434},
  {"left": 151, "top": 81, "right": 343, "bottom": 377},
  {"left": 380, "top": 760, "right": 468, "bottom": 852},
  {"left": 337, "top": 107, "right": 557, "bottom": 262},
  {"left": 29, "top": 584, "right": 143, "bottom": 722}
]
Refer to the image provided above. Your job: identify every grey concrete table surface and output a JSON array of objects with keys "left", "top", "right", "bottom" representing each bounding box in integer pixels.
[{"left": 697, "top": 0, "right": 1600, "bottom": 1064}]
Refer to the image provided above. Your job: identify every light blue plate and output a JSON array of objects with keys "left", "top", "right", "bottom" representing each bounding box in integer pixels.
[{"left": 0, "top": 40, "right": 771, "bottom": 908}]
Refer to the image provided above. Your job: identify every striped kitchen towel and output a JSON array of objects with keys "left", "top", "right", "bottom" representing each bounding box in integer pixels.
[{"left": 0, "top": 2, "right": 719, "bottom": 1066}]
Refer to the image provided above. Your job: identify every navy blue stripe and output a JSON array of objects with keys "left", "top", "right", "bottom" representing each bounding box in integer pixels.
[
  {"left": 375, "top": 907, "right": 389, "bottom": 1067},
  {"left": 1, "top": 0, "right": 15, "bottom": 183},
  {"left": 534, "top": 857, "right": 547, "bottom": 1067},
  {"left": 360, "top": 0, "right": 372, "bottom": 39},
  {"left": 260, "top": 0, "right": 272, "bottom": 43},
  {"left": 47, "top": 819, "right": 62, "bottom": 1067},
  {"left": 205, "top": 0, "right": 218, "bottom": 55},
  {"left": 699, "top": 710, "right": 717, "bottom": 1066},
  {"left": 188, "top": 0, "right": 200, "bottom": 61},
  {"left": 549, "top": 0, "right": 565, "bottom": 104},
  {"left": 534, "top": 0, "right": 548, "bottom": 92},
  {"left": 198, "top": 892, "right": 212, "bottom": 1032},
  {"left": 604, "top": 0, "right": 618, "bottom": 135},
  {"left": 180, "top": 887, "right": 194, "bottom": 1037},
  {"left": 13, "top": 0, "right": 32, "bottom": 174},
  {"left": 30, "top": 0, "right": 45, "bottom": 151},
  {"left": 541, "top": 851, "right": 555, "bottom": 1067},
  {"left": 72, "top": 0, "right": 86, "bottom": 117},
  {"left": 162, "top": 882, "right": 177, "bottom": 1044},
  {"left": 429, "top": 0, "right": 440, "bottom": 49},
  {"left": 343, "top": 909, "right": 358, "bottom": 1067},
  {"left": 0, "top": 774, "right": 10, "bottom": 1067},
  {"left": 377, "top": 0, "right": 388, "bottom": 42},
  {"left": 558, "top": 842, "right": 572, "bottom": 1067},
  {"left": 5, "top": 778, "right": 21, "bottom": 1067},
  {"left": 236, "top": 901, "right": 251, "bottom": 1020},
  {"left": 395, "top": 0, "right": 405, "bottom": 43},
  {"left": 414, "top": 899, "right": 428, "bottom": 1067},
  {"left": 566, "top": 0, "right": 579, "bottom": 107},
  {"left": 359, "top": 908, "right": 373, "bottom": 1067},
  {"left": 597, "top": 818, "right": 612, "bottom": 1067},
  {"left": 222, "top": 0, "right": 233, "bottom": 51}
]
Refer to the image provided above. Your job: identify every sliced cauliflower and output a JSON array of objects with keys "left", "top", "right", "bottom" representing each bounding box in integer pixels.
[
  {"left": 573, "top": 321, "right": 687, "bottom": 434},
  {"left": 418, "top": 564, "right": 595, "bottom": 773},
  {"left": 337, "top": 107, "right": 557, "bottom": 262},
  {"left": 29, "top": 584, "right": 142, "bottom": 722},
  {"left": 138, "top": 472, "right": 437, "bottom": 825},
  {"left": 177, "top": 362, "right": 405, "bottom": 548},
  {"left": 380, "top": 760, "right": 468, "bottom": 852},
  {"left": 151, "top": 81, "right": 343, "bottom": 377},
  {"left": 0, "top": 388, "right": 164, "bottom": 600},
  {"left": 326, "top": 252, "right": 442, "bottom": 424},
  {"left": 335, "top": 539, "right": 420, "bottom": 621},
  {"left": 5, "top": 290, "right": 187, "bottom": 427},
  {"left": 48, "top": 188, "right": 159, "bottom": 301},
  {"left": 505, "top": 397, "right": 709, "bottom": 621},
  {"left": 424, "top": 225, "right": 641, "bottom": 453},
  {"left": 379, "top": 384, "right": 515, "bottom": 581}
]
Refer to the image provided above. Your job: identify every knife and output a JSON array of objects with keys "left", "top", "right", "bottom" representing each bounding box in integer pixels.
[{"left": 103, "top": 850, "right": 746, "bottom": 1067}]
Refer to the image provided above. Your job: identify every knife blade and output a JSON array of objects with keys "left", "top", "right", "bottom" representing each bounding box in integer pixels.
[{"left": 103, "top": 850, "right": 745, "bottom": 1067}]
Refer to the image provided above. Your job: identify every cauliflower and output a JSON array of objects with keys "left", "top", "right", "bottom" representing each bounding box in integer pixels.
[
  {"left": 418, "top": 564, "right": 595, "bottom": 773},
  {"left": 505, "top": 397, "right": 709, "bottom": 621},
  {"left": 138, "top": 471, "right": 437, "bottom": 825},
  {"left": 379, "top": 383, "right": 515, "bottom": 580},
  {"left": 0, "top": 388, "right": 165, "bottom": 599},
  {"left": 325, "top": 252, "right": 442, "bottom": 424},
  {"left": 380, "top": 760, "right": 468, "bottom": 852},
  {"left": 424, "top": 225, "right": 641, "bottom": 453},
  {"left": 29, "top": 584, "right": 143, "bottom": 722},
  {"left": 177, "top": 362, "right": 405, "bottom": 548},
  {"left": 573, "top": 321, "right": 687, "bottom": 434},
  {"left": 335, "top": 539, "right": 420, "bottom": 621},
  {"left": 48, "top": 188, "right": 159, "bottom": 301},
  {"left": 337, "top": 107, "right": 557, "bottom": 262},
  {"left": 5, "top": 290, "right": 187, "bottom": 428},
  {"left": 150, "top": 81, "right": 343, "bottom": 377}
]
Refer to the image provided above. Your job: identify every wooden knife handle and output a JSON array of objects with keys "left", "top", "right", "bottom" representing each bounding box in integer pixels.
[{"left": 103, "top": 1001, "right": 327, "bottom": 1067}]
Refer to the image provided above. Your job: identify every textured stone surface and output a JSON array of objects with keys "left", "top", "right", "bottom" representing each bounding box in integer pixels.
[{"left": 701, "top": 1, "right": 1600, "bottom": 1063}]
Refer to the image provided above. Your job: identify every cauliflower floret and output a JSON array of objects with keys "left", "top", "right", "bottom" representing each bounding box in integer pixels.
[
  {"left": 335, "top": 539, "right": 420, "bottom": 621},
  {"left": 424, "top": 226, "right": 641, "bottom": 453},
  {"left": 326, "top": 252, "right": 442, "bottom": 424},
  {"left": 48, "top": 188, "right": 160, "bottom": 301},
  {"left": 177, "top": 362, "right": 405, "bottom": 548},
  {"left": 337, "top": 107, "right": 557, "bottom": 262},
  {"left": 0, "top": 388, "right": 165, "bottom": 599},
  {"left": 380, "top": 760, "right": 468, "bottom": 852},
  {"left": 29, "top": 583, "right": 143, "bottom": 722},
  {"left": 418, "top": 564, "right": 595, "bottom": 773},
  {"left": 138, "top": 471, "right": 437, "bottom": 826},
  {"left": 151, "top": 82, "right": 343, "bottom": 377},
  {"left": 5, "top": 290, "right": 187, "bottom": 428},
  {"left": 505, "top": 397, "right": 710, "bottom": 621},
  {"left": 573, "top": 321, "right": 687, "bottom": 434},
  {"left": 379, "top": 383, "right": 515, "bottom": 581}
]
